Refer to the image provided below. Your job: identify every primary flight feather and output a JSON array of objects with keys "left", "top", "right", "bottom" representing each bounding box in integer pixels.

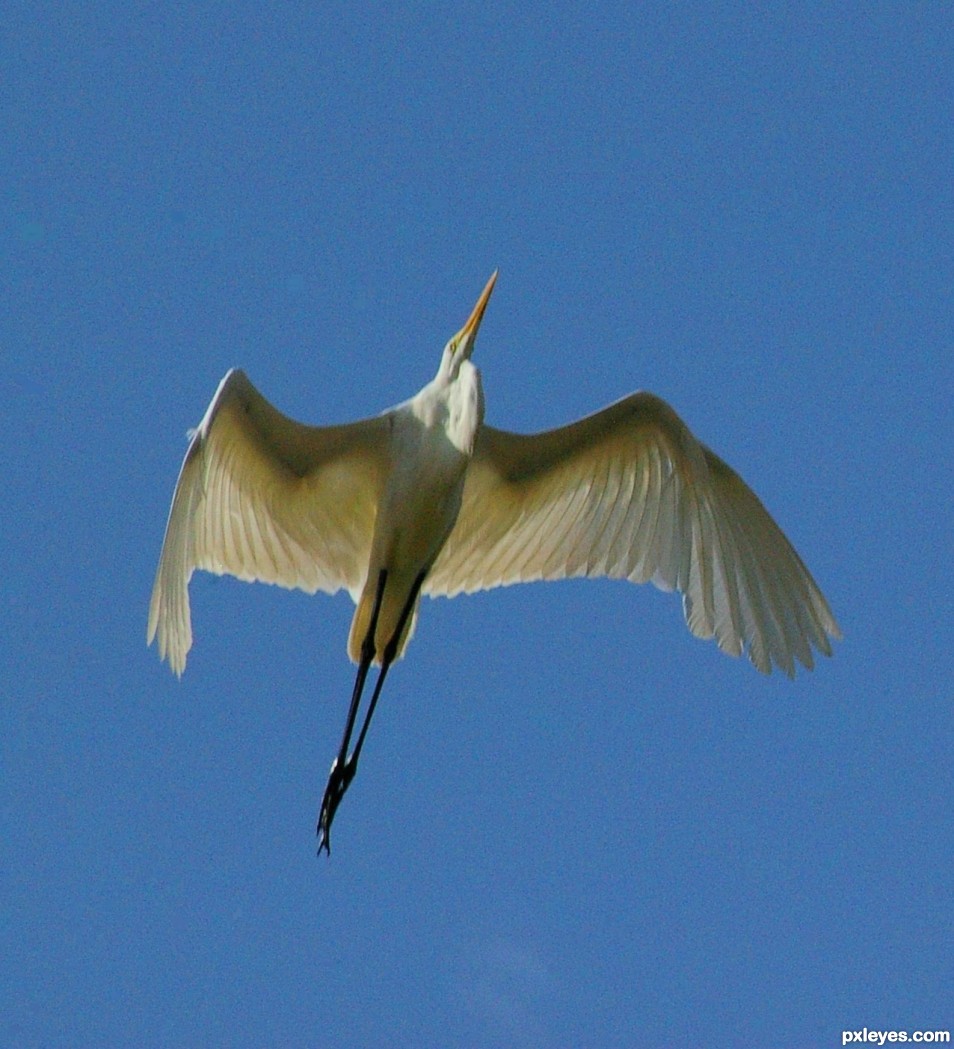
[{"left": 148, "top": 272, "right": 840, "bottom": 851}]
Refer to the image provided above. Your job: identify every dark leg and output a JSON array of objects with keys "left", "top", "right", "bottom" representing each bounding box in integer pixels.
[
  {"left": 349, "top": 568, "right": 427, "bottom": 772},
  {"left": 317, "top": 569, "right": 387, "bottom": 855},
  {"left": 316, "top": 569, "right": 427, "bottom": 856}
]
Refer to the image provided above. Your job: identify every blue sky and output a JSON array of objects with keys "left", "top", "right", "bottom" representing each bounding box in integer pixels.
[{"left": 3, "top": 3, "right": 952, "bottom": 1047}]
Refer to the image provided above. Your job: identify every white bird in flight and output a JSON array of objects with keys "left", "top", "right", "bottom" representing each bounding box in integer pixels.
[{"left": 148, "top": 272, "right": 840, "bottom": 852}]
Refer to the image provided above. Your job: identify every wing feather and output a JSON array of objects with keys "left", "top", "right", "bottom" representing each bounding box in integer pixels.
[
  {"left": 425, "top": 392, "right": 840, "bottom": 676},
  {"left": 147, "top": 369, "right": 389, "bottom": 675}
]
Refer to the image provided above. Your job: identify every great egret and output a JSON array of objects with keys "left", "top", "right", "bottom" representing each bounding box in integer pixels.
[{"left": 148, "top": 272, "right": 840, "bottom": 852}]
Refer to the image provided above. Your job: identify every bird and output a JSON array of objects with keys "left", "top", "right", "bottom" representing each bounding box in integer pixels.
[{"left": 147, "top": 272, "right": 841, "bottom": 853}]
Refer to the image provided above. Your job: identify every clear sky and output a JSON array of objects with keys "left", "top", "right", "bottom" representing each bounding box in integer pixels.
[{"left": 4, "top": 4, "right": 952, "bottom": 1047}]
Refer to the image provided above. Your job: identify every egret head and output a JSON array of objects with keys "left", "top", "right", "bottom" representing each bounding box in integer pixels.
[{"left": 440, "top": 271, "right": 497, "bottom": 375}]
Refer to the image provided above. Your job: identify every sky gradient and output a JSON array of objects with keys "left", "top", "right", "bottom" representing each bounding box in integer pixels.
[{"left": 4, "top": 4, "right": 952, "bottom": 1047}]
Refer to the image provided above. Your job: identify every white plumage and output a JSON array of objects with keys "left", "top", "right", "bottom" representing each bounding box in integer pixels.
[{"left": 147, "top": 272, "right": 840, "bottom": 850}]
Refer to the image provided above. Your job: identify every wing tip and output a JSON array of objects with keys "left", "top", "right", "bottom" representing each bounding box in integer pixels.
[{"left": 147, "top": 588, "right": 190, "bottom": 678}]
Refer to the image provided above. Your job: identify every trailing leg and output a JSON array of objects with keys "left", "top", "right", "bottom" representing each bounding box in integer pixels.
[
  {"left": 317, "top": 570, "right": 387, "bottom": 854},
  {"left": 316, "top": 569, "right": 427, "bottom": 855}
]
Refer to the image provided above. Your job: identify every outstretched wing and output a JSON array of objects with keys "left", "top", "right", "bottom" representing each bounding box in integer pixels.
[
  {"left": 425, "top": 392, "right": 840, "bottom": 676},
  {"left": 147, "top": 369, "right": 390, "bottom": 675}
]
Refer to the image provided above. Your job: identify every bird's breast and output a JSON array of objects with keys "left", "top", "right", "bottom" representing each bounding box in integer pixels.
[{"left": 368, "top": 418, "right": 469, "bottom": 575}]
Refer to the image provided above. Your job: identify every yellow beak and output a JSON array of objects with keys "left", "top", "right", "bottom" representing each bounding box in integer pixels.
[{"left": 456, "top": 270, "right": 498, "bottom": 345}]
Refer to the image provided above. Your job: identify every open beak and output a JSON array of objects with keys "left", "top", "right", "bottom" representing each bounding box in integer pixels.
[{"left": 456, "top": 270, "right": 498, "bottom": 345}]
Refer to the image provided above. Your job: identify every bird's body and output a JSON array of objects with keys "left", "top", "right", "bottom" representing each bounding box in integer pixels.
[
  {"left": 148, "top": 273, "right": 840, "bottom": 851},
  {"left": 348, "top": 351, "right": 483, "bottom": 664}
]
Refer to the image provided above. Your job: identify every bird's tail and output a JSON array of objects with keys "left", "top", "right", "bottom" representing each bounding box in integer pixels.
[{"left": 347, "top": 582, "right": 419, "bottom": 665}]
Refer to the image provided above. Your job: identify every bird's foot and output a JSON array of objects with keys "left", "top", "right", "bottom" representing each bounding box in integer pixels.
[{"left": 316, "top": 756, "right": 356, "bottom": 856}]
